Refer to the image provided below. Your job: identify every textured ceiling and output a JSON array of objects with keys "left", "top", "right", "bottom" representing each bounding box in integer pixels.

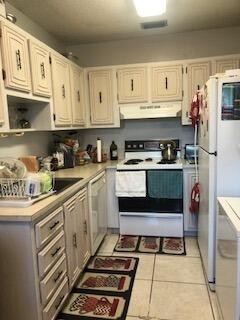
[{"left": 7, "top": 0, "right": 240, "bottom": 45}]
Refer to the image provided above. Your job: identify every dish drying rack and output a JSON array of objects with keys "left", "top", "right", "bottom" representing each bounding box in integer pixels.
[{"left": 0, "top": 175, "right": 56, "bottom": 207}]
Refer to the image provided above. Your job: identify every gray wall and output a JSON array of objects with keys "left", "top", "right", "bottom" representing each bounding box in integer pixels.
[
  {"left": 0, "top": 132, "right": 52, "bottom": 158},
  {"left": 81, "top": 118, "right": 194, "bottom": 159},
  {"left": 5, "top": 2, "right": 64, "bottom": 52},
  {"left": 67, "top": 26, "right": 240, "bottom": 67}
]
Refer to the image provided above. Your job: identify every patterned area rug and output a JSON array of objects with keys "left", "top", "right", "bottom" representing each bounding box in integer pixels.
[
  {"left": 58, "top": 256, "right": 138, "bottom": 320},
  {"left": 114, "top": 235, "right": 186, "bottom": 255}
]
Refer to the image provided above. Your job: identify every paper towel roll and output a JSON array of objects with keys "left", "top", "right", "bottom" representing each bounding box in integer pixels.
[{"left": 97, "top": 138, "right": 102, "bottom": 163}]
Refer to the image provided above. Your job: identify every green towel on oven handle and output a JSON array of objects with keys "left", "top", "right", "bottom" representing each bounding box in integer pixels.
[{"left": 147, "top": 170, "right": 183, "bottom": 199}]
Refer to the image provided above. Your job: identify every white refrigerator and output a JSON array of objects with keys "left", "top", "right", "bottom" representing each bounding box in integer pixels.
[{"left": 198, "top": 71, "right": 240, "bottom": 289}]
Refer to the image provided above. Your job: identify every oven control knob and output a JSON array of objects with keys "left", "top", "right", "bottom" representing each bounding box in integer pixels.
[
  {"left": 139, "top": 144, "right": 144, "bottom": 148},
  {"left": 133, "top": 144, "right": 137, "bottom": 148}
]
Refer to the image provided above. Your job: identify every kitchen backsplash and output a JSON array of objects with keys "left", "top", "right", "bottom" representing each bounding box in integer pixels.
[
  {"left": 0, "top": 118, "right": 194, "bottom": 160},
  {"left": 81, "top": 118, "right": 194, "bottom": 159},
  {"left": 0, "top": 132, "right": 52, "bottom": 158}
]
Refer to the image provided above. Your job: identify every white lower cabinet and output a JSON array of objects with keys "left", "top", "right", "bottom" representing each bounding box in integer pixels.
[
  {"left": 0, "top": 185, "right": 92, "bottom": 320},
  {"left": 64, "top": 187, "right": 90, "bottom": 288},
  {"left": 106, "top": 168, "right": 119, "bottom": 228},
  {"left": 183, "top": 167, "right": 198, "bottom": 234}
]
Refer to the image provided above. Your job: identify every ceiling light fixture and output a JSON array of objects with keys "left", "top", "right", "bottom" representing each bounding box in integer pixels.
[{"left": 133, "top": 0, "right": 166, "bottom": 17}]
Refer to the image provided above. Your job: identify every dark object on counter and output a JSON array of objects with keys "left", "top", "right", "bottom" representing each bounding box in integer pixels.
[
  {"left": 185, "top": 144, "right": 199, "bottom": 163},
  {"left": 86, "top": 144, "right": 93, "bottom": 155},
  {"left": 161, "top": 140, "right": 177, "bottom": 161},
  {"left": 58, "top": 143, "right": 75, "bottom": 168},
  {"left": 51, "top": 157, "right": 59, "bottom": 171},
  {"left": 110, "top": 141, "right": 118, "bottom": 160}
]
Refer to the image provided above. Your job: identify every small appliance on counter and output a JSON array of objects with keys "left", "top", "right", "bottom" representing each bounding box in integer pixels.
[{"left": 184, "top": 144, "right": 199, "bottom": 164}]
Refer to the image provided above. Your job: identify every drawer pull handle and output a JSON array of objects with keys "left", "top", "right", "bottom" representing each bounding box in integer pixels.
[
  {"left": 49, "top": 221, "right": 60, "bottom": 230},
  {"left": 55, "top": 295, "right": 65, "bottom": 310},
  {"left": 77, "top": 90, "right": 80, "bottom": 102},
  {"left": 16, "top": 49, "right": 22, "bottom": 70},
  {"left": 62, "top": 85, "right": 65, "bottom": 98},
  {"left": 99, "top": 91, "right": 102, "bottom": 103},
  {"left": 131, "top": 79, "right": 134, "bottom": 91},
  {"left": 40, "top": 62, "right": 45, "bottom": 79},
  {"left": 73, "top": 233, "right": 77, "bottom": 248},
  {"left": 165, "top": 77, "right": 168, "bottom": 90},
  {"left": 51, "top": 246, "right": 61, "bottom": 257},
  {"left": 53, "top": 270, "right": 63, "bottom": 283}
]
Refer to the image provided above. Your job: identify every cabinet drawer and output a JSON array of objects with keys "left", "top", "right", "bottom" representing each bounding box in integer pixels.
[
  {"left": 42, "top": 277, "right": 68, "bottom": 320},
  {"left": 40, "top": 254, "right": 67, "bottom": 305},
  {"left": 35, "top": 207, "right": 64, "bottom": 249},
  {"left": 38, "top": 230, "right": 65, "bottom": 278}
]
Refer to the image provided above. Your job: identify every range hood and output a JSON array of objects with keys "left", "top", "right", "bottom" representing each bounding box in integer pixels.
[{"left": 120, "top": 102, "right": 182, "bottom": 120}]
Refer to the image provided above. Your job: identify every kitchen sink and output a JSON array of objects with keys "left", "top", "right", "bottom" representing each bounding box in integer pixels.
[{"left": 54, "top": 177, "right": 83, "bottom": 194}]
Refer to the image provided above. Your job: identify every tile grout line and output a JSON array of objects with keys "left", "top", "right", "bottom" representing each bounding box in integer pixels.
[
  {"left": 147, "top": 253, "right": 157, "bottom": 317},
  {"left": 151, "top": 279, "right": 209, "bottom": 286}
]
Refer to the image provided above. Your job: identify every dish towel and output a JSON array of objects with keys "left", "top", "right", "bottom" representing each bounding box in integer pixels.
[
  {"left": 115, "top": 171, "right": 146, "bottom": 197},
  {"left": 147, "top": 170, "right": 183, "bottom": 199}
]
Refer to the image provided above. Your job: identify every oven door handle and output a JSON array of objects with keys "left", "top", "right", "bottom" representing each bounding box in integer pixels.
[{"left": 119, "top": 212, "right": 182, "bottom": 218}]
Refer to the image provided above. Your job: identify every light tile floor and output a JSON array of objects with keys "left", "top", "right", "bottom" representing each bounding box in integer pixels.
[{"left": 98, "top": 234, "right": 221, "bottom": 320}]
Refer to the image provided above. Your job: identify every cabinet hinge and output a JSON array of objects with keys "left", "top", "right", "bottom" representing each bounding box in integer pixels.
[
  {"left": 185, "top": 67, "right": 188, "bottom": 74},
  {"left": 2, "top": 69, "right": 6, "bottom": 80},
  {"left": 49, "top": 56, "right": 52, "bottom": 64},
  {"left": 53, "top": 113, "right": 56, "bottom": 121}
]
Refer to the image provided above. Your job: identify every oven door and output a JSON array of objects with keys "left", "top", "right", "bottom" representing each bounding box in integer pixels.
[{"left": 117, "top": 169, "right": 183, "bottom": 237}]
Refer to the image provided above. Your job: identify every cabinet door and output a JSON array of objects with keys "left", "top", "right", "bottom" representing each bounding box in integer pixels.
[
  {"left": 88, "top": 70, "right": 114, "bottom": 125},
  {"left": 188, "top": 61, "right": 211, "bottom": 102},
  {"left": 64, "top": 195, "right": 81, "bottom": 288},
  {"left": 70, "top": 64, "right": 85, "bottom": 126},
  {"left": 183, "top": 169, "right": 198, "bottom": 233},
  {"left": 117, "top": 67, "right": 148, "bottom": 103},
  {"left": 29, "top": 40, "right": 52, "bottom": 97},
  {"left": 1, "top": 22, "right": 31, "bottom": 92},
  {"left": 77, "top": 188, "right": 90, "bottom": 267},
  {"left": 51, "top": 53, "right": 72, "bottom": 126},
  {"left": 151, "top": 65, "right": 183, "bottom": 102},
  {"left": 215, "top": 58, "right": 239, "bottom": 73}
]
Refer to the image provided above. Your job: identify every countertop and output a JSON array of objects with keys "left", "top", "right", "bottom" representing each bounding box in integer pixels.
[
  {"left": 0, "top": 161, "right": 118, "bottom": 222},
  {"left": 218, "top": 197, "right": 240, "bottom": 236},
  {"left": 0, "top": 158, "right": 193, "bottom": 222}
]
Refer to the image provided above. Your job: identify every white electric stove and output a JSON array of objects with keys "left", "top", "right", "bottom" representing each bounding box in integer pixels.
[{"left": 116, "top": 139, "right": 184, "bottom": 237}]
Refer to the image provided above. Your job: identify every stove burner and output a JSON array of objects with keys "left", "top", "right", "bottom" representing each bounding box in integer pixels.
[
  {"left": 124, "top": 159, "right": 144, "bottom": 165},
  {"left": 157, "top": 159, "right": 176, "bottom": 164},
  {"left": 145, "top": 158, "right": 153, "bottom": 162}
]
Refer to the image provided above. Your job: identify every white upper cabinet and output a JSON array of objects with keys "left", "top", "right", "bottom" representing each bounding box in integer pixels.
[
  {"left": 215, "top": 58, "right": 239, "bottom": 73},
  {"left": 0, "top": 22, "right": 31, "bottom": 92},
  {"left": 88, "top": 69, "right": 114, "bottom": 125},
  {"left": 187, "top": 61, "right": 211, "bottom": 102},
  {"left": 117, "top": 67, "right": 148, "bottom": 103},
  {"left": 70, "top": 64, "right": 85, "bottom": 126},
  {"left": 51, "top": 52, "right": 72, "bottom": 126},
  {"left": 151, "top": 65, "right": 183, "bottom": 102},
  {"left": 29, "top": 40, "right": 52, "bottom": 97}
]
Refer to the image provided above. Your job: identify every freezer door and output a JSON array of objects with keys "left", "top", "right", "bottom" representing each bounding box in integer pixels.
[
  {"left": 198, "top": 147, "right": 216, "bottom": 284},
  {"left": 217, "top": 77, "right": 240, "bottom": 197},
  {"left": 198, "top": 77, "right": 218, "bottom": 153}
]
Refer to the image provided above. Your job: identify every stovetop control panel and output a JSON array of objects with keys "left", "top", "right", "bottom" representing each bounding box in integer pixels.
[{"left": 125, "top": 139, "right": 180, "bottom": 152}]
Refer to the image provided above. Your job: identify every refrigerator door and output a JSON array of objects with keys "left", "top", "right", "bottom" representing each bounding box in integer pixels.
[
  {"left": 217, "top": 77, "right": 240, "bottom": 197},
  {"left": 198, "top": 146, "right": 216, "bottom": 285},
  {"left": 198, "top": 77, "right": 218, "bottom": 153}
]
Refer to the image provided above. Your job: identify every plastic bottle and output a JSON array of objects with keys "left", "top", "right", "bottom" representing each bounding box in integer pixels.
[{"left": 110, "top": 141, "right": 118, "bottom": 160}]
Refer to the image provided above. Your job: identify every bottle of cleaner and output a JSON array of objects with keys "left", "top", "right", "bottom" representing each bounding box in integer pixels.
[{"left": 110, "top": 141, "right": 118, "bottom": 160}]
